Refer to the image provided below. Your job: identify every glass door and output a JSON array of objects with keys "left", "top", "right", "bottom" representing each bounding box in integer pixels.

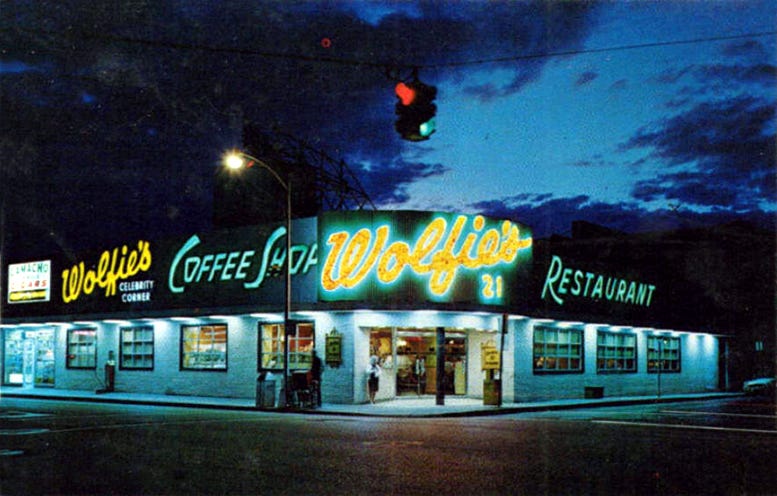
[
  {"left": 2, "top": 329, "right": 54, "bottom": 387},
  {"left": 34, "top": 329, "right": 55, "bottom": 386},
  {"left": 395, "top": 329, "right": 467, "bottom": 396}
]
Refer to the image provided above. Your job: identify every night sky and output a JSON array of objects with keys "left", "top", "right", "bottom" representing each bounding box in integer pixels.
[{"left": 1, "top": 1, "right": 775, "bottom": 261}]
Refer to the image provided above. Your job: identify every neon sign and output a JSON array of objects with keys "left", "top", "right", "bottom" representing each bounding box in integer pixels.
[
  {"left": 168, "top": 226, "right": 317, "bottom": 294},
  {"left": 542, "top": 255, "right": 656, "bottom": 307},
  {"left": 61, "top": 241, "right": 152, "bottom": 304},
  {"left": 320, "top": 212, "right": 532, "bottom": 304}
]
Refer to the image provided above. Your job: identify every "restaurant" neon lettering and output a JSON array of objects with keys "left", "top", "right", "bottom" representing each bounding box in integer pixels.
[
  {"left": 321, "top": 215, "right": 532, "bottom": 296},
  {"left": 542, "top": 255, "right": 656, "bottom": 307}
]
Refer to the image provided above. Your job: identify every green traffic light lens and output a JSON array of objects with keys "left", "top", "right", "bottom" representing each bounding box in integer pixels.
[{"left": 419, "top": 118, "right": 436, "bottom": 137}]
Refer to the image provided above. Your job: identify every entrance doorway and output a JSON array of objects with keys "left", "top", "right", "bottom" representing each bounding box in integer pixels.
[
  {"left": 395, "top": 329, "right": 466, "bottom": 396},
  {"left": 3, "top": 328, "right": 55, "bottom": 387}
]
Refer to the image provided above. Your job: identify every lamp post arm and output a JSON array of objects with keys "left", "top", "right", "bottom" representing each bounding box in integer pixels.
[{"left": 236, "top": 152, "right": 289, "bottom": 192}]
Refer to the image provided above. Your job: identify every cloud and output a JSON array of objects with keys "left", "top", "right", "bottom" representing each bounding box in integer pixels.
[
  {"left": 469, "top": 192, "right": 776, "bottom": 239},
  {"left": 575, "top": 71, "right": 598, "bottom": 86},
  {"left": 609, "top": 79, "right": 628, "bottom": 91},
  {"left": 720, "top": 39, "right": 769, "bottom": 60},
  {"left": 696, "top": 64, "right": 777, "bottom": 88},
  {"left": 622, "top": 96, "right": 776, "bottom": 210},
  {"left": 357, "top": 158, "right": 449, "bottom": 204}
]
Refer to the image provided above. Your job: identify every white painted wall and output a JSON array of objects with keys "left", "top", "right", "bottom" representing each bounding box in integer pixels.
[{"left": 511, "top": 319, "right": 720, "bottom": 402}]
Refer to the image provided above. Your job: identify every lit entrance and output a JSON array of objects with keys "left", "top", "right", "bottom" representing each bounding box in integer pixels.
[
  {"left": 393, "top": 329, "right": 466, "bottom": 396},
  {"left": 3, "top": 328, "right": 55, "bottom": 387}
]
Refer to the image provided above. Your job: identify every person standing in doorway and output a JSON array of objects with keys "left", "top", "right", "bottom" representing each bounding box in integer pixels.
[
  {"left": 366, "top": 355, "right": 381, "bottom": 404},
  {"left": 311, "top": 350, "right": 323, "bottom": 407},
  {"left": 414, "top": 354, "right": 426, "bottom": 396}
]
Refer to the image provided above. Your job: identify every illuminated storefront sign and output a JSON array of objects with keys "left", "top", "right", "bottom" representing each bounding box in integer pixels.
[
  {"left": 61, "top": 241, "right": 152, "bottom": 304},
  {"left": 542, "top": 254, "right": 656, "bottom": 307},
  {"left": 8, "top": 260, "right": 51, "bottom": 304},
  {"left": 167, "top": 226, "right": 317, "bottom": 294},
  {"left": 319, "top": 211, "right": 532, "bottom": 305}
]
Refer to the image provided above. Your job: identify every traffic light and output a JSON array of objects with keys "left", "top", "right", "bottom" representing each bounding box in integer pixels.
[{"left": 394, "top": 80, "right": 437, "bottom": 141}]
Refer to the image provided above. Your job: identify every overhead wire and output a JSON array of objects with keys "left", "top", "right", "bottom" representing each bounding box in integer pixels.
[{"left": 4, "top": 26, "right": 776, "bottom": 71}]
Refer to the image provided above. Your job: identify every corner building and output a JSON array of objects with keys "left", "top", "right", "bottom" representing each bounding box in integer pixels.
[{"left": 1, "top": 211, "right": 724, "bottom": 405}]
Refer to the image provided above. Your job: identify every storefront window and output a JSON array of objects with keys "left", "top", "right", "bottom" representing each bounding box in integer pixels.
[
  {"left": 120, "top": 326, "right": 154, "bottom": 370},
  {"left": 181, "top": 325, "right": 227, "bottom": 370},
  {"left": 647, "top": 336, "right": 681, "bottom": 373},
  {"left": 67, "top": 328, "right": 97, "bottom": 369},
  {"left": 533, "top": 326, "right": 583, "bottom": 373},
  {"left": 4, "top": 329, "right": 55, "bottom": 385},
  {"left": 597, "top": 331, "right": 637, "bottom": 373},
  {"left": 259, "top": 322, "right": 314, "bottom": 371}
]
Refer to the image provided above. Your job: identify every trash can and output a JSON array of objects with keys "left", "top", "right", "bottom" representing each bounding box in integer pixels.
[
  {"left": 584, "top": 386, "right": 604, "bottom": 399},
  {"left": 483, "top": 379, "right": 501, "bottom": 405},
  {"left": 256, "top": 378, "right": 276, "bottom": 408}
]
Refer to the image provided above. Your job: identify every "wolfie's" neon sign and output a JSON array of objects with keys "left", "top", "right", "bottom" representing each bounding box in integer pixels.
[{"left": 320, "top": 213, "right": 532, "bottom": 303}]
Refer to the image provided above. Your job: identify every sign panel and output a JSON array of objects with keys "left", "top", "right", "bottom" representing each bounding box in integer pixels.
[
  {"left": 481, "top": 343, "right": 500, "bottom": 370},
  {"left": 1, "top": 218, "right": 318, "bottom": 319},
  {"left": 8, "top": 261, "right": 51, "bottom": 304},
  {"left": 325, "top": 329, "right": 342, "bottom": 367},
  {"left": 318, "top": 211, "right": 533, "bottom": 306}
]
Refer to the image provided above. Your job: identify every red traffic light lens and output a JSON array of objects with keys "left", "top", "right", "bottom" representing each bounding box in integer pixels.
[{"left": 395, "top": 82, "right": 416, "bottom": 106}]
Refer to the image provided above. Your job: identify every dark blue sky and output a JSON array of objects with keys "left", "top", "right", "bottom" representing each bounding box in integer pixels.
[{"left": 1, "top": 1, "right": 775, "bottom": 259}]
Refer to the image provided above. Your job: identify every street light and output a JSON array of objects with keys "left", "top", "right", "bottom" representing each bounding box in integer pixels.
[{"left": 223, "top": 150, "right": 292, "bottom": 408}]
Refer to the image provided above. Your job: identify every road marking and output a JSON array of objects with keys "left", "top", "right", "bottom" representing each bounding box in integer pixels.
[
  {"left": 660, "top": 409, "right": 777, "bottom": 420},
  {"left": 0, "top": 411, "right": 51, "bottom": 420},
  {"left": 592, "top": 419, "right": 777, "bottom": 435},
  {"left": 0, "top": 428, "right": 51, "bottom": 436},
  {"left": 0, "top": 449, "right": 25, "bottom": 457},
  {"left": 31, "top": 416, "right": 278, "bottom": 435}
]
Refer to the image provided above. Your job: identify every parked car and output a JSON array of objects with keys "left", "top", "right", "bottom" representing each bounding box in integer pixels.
[{"left": 742, "top": 377, "right": 776, "bottom": 396}]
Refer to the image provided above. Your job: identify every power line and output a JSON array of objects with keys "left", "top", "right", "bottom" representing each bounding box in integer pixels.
[
  {"left": 430, "top": 30, "right": 777, "bottom": 68},
  {"left": 6, "top": 26, "right": 777, "bottom": 71}
]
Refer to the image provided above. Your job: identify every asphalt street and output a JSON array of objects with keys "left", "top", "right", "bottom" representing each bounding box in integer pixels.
[{"left": 1, "top": 396, "right": 775, "bottom": 495}]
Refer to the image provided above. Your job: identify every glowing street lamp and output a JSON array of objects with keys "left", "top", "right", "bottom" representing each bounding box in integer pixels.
[{"left": 222, "top": 150, "right": 292, "bottom": 408}]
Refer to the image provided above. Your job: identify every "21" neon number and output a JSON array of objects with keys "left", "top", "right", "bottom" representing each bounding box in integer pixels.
[{"left": 481, "top": 274, "right": 503, "bottom": 299}]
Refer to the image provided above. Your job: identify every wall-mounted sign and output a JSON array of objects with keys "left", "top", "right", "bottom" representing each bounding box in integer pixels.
[
  {"left": 318, "top": 211, "right": 532, "bottom": 306},
  {"left": 167, "top": 226, "right": 317, "bottom": 295},
  {"left": 481, "top": 342, "right": 500, "bottom": 370},
  {"left": 2, "top": 218, "right": 319, "bottom": 320},
  {"left": 8, "top": 260, "right": 51, "bottom": 304},
  {"left": 61, "top": 241, "right": 152, "bottom": 304},
  {"left": 541, "top": 255, "right": 656, "bottom": 308},
  {"left": 325, "top": 328, "right": 342, "bottom": 367}
]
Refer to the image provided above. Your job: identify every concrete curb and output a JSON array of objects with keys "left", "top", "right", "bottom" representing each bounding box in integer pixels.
[{"left": 0, "top": 389, "right": 742, "bottom": 418}]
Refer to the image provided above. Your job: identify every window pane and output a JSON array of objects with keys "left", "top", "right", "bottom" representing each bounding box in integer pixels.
[
  {"left": 534, "top": 327, "right": 582, "bottom": 373},
  {"left": 120, "top": 326, "right": 154, "bottom": 370},
  {"left": 67, "top": 329, "right": 97, "bottom": 369},
  {"left": 181, "top": 325, "right": 227, "bottom": 370}
]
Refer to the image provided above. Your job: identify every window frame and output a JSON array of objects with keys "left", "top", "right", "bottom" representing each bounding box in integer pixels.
[
  {"left": 258, "top": 321, "right": 315, "bottom": 372},
  {"left": 596, "top": 330, "right": 638, "bottom": 374},
  {"left": 66, "top": 328, "right": 98, "bottom": 370},
  {"left": 180, "top": 324, "right": 228, "bottom": 371},
  {"left": 119, "top": 325, "right": 155, "bottom": 371},
  {"left": 647, "top": 335, "right": 681, "bottom": 373},
  {"left": 532, "top": 326, "right": 584, "bottom": 374}
]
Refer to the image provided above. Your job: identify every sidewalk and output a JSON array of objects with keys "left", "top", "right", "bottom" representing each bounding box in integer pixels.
[{"left": 0, "top": 386, "right": 740, "bottom": 418}]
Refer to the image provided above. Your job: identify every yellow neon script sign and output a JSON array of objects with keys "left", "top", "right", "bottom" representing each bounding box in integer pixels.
[
  {"left": 321, "top": 215, "right": 531, "bottom": 296},
  {"left": 62, "top": 241, "right": 152, "bottom": 303}
]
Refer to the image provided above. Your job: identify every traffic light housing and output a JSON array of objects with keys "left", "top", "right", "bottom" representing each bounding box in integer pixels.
[{"left": 394, "top": 80, "right": 437, "bottom": 141}]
